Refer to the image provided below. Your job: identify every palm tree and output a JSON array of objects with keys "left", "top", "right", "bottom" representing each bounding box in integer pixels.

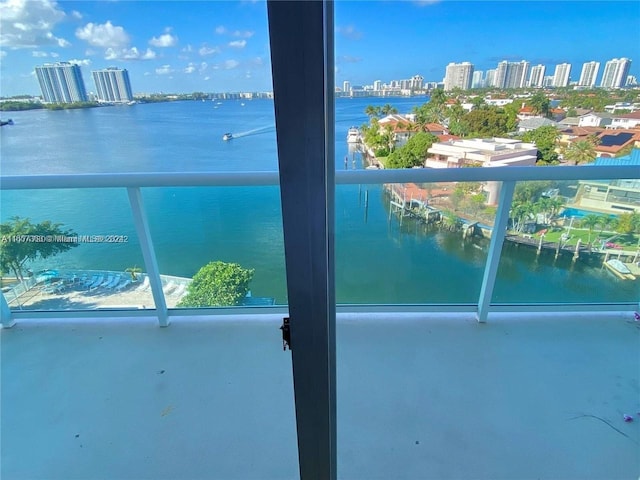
[
  {"left": 125, "top": 265, "right": 142, "bottom": 281},
  {"left": 563, "top": 139, "right": 597, "bottom": 165},
  {"left": 580, "top": 214, "right": 602, "bottom": 244},
  {"left": 364, "top": 105, "right": 380, "bottom": 119},
  {"left": 380, "top": 104, "right": 398, "bottom": 116}
]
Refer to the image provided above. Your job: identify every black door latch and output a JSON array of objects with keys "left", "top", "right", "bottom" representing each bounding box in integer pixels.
[{"left": 280, "top": 317, "right": 291, "bottom": 351}]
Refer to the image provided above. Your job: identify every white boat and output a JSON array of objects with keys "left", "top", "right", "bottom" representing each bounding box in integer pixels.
[
  {"left": 604, "top": 259, "right": 635, "bottom": 280},
  {"left": 222, "top": 133, "right": 233, "bottom": 141},
  {"left": 347, "top": 127, "right": 360, "bottom": 143}
]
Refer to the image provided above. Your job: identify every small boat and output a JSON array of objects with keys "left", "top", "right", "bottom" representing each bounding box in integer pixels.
[
  {"left": 1, "top": 119, "right": 14, "bottom": 126},
  {"left": 222, "top": 133, "right": 233, "bottom": 141},
  {"left": 347, "top": 126, "right": 359, "bottom": 143},
  {"left": 604, "top": 259, "right": 635, "bottom": 280}
]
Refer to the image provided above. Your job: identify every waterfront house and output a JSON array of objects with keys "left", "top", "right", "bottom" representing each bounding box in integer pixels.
[
  {"left": 571, "top": 149, "right": 640, "bottom": 214},
  {"left": 608, "top": 111, "right": 640, "bottom": 130},
  {"left": 577, "top": 112, "right": 615, "bottom": 128},
  {"left": 426, "top": 138, "right": 538, "bottom": 204}
]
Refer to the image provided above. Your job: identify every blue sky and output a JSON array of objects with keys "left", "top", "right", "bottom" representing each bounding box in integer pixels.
[{"left": 1, "top": 0, "right": 639, "bottom": 96}]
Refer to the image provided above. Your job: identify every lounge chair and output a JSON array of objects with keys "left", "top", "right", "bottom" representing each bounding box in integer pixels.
[
  {"left": 163, "top": 282, "right": 177, "bottom": 295},
  {"left": 83, "top": 275, "right": 98, "bottom": 288},
  {"left": 114, "top": 279, "right": 132, "bottom": 292},
  {"left": 99, "top": 275, "right": 114, "bottom": 288},
  {"left": 105, "top": 275, "right": 122, "bottom": 289},
  {"left": 88, "top": 275, "right": 104, "bottom": 291}
]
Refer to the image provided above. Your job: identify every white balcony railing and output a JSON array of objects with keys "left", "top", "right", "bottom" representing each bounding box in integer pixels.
[{"left": 2, "top": 164, "right": 639, "bottom": 327}]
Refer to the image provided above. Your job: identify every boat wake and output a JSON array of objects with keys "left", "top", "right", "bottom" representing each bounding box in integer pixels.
[{"left": 230, "top": 124, "right": 275, "bottom": 139}]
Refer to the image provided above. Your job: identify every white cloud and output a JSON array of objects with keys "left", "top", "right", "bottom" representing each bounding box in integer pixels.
[
  {"left": 199, "top": 62, "right": 208, "bottom": 73},
  {"left": 184, "top": 63, "right": 196, "bottom": 74},
  {"left": 336, "top": 25, "right": 362, "bottom": 40},
  {"left": 199, "top": 45, "right": 219, "bottom": 56},
  {"left": 215, "top": 26, "right": 226, "bottom": 35},
  {"left": 0, "top": 50, "right": 7, "bottom": 58},
  {"left": 204, "top": 76, "right": 210, "bottom": 81},
  {"left": 31, "top": 50, "right": 60, "bottom": 58},
  {"left": 71, "top": 10, "right": 82, "bottom": 20},
  {"left": 68, "top": 58, "right": 91, "bottom": 66},
  {"left": 0, "top": 0, "right": 70, "bottom": 48},
  {"left": 155, "top": 65, "right": 173, "bottom": 75},
  {"left": 104, "top": 47, "right": 156, "bottom": 61},
  {"left": 223, "top": 59, "right": 240, "bottom": 70},
  {"left": 181, "top": 44, "right": 193, "bottom": 53},
  {"left": 149, "top": 33, "right": 177, "bottom": 48},
  {"left": 76, "top": 21, "right": 130, "bottom": 48},
  {"left": 228, "top": 40, "right": 246, "bottom": 49},
  {"left": 232, "top": 30, "right": 254, "bottom": 39}
]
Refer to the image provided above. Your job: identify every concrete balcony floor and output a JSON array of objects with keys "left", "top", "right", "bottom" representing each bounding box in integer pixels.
[{"left": 2, "top": 311, "right": 639, "bottom": 480}]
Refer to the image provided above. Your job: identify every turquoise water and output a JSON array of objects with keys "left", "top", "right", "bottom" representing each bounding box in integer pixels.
[{"left": 1, "top": 98, "right": 638, "bottom": 305}]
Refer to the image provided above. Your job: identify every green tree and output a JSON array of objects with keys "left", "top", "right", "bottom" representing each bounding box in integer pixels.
[
  {"left": 380, "top": 104, "right": 398, "bottom": 116},
  {"left": 564, "top": 139, "right": 597, "bottom": 165},
  {"left": 527, "top": 92, "right": 551, "bottom": 117},
  {"left": 0, "top": 216, "right": 79, "bottom": 281},
  {"left": 579, "top": 214, "right": 603, "bottom": 244},
  {"left": 386, "top": 132, "right": 439, "bottom": 168},
  {"left": 177, "top": 261, "right": 254, "bottom": 307},
  {"left": 521, "top": 125, "right": 560, "bottom": 164},
  {"left": 365, "top": 105, "right": 381, "bottom": 119},
  {"left": 459, "top": 106, "right": 516, "bottom": 138}
]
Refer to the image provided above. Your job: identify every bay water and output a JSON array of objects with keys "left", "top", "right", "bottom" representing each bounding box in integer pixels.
[{"left": 1, "top": 97, "right": 637, "bottom": 305}]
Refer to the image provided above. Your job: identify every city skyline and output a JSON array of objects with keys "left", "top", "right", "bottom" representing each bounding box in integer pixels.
[{"left": 1, "top": 0, "right": 639, "bottom": 96}]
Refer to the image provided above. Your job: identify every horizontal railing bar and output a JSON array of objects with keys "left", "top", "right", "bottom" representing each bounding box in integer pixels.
[
  {"left": 1, "top": 165, "right": 638, "bottom": 190},
  {"left": 6, "top": 302, "right": 636, "bottom": 322},
  {"left": 337, "top": 165, "right": 640, "bottom": 184}
]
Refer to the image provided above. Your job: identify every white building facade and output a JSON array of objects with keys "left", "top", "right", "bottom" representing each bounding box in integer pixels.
[
  {"left": 444, "top": 62, "right": 474, "bottom": 91},
  {"left": 92, "top": 68, "right": 134, "bottom": 103},
  {"left": 578, "top": 61, "right": 600, "bottom": 87},
  {"left": 494, "top": 60, "right": 529, "bottom": 89},
  {"left": 600, "top": 58, "right": 632, "bottom": 88},
  {"left": 552, "top": 63, "right": 571, "bottom": 87},
  {"left": 528, "top": 64, "right": 546, "bottom": 88},
  {"left": 35, "top": 62, "right": 88, "bottom": 104},
  {"left": 426, "top": 138, "right": 538, "bottom": 204}
]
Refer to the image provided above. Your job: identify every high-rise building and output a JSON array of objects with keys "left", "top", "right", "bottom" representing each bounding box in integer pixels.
[
  {"left": 600, "top": 58, "right": 632, "bottom": 88},
  {"left": 410, "top": 74, "right": 424, "bottom": 91},
  {"left": 35, "top": 62, "right": 88, "bottom": 104},
  {"left": 443, "top": 62, "right": 474, "bottom": 91},
  {"left": 494, "top": 60, "right": 529, "bottom": 89},
  {"left": 373, "top": 80, "right": 382, "bottom": 91},
  {"left": 552, "top": 63, "right": 571, "bottom": 87},
  {"left": 578, "top": 61, "right": 600, "bottom": 87},
  {"left": 485, "top": 69, "right": 496, "bottom": 88},
  {"left": 92, "top": 67, "right": 134, "bottom": 103},
  {"left": 528, "top": 64, "right": 546, "bottom": 88},
  {"left": 472, "top": 70, "right": 484, "bottom": 88},
  {"left": 342, "top": 81, "right": 351, "bottom": 93},
  {"left": 627, "top": 75, "right": 638, "bottom": 87}
]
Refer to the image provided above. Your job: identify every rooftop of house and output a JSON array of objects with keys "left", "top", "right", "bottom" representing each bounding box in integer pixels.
[
  {"left": 518, "top": 117, "right": 560, "bottom": 130},
  {"left": 594, "top": 147, "right": 640, "bottom": 166},
  {"left": 3, "top": 311, "right": 639, "bottom": 479}
]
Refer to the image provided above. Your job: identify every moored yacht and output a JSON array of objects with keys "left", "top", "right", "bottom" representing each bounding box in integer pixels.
[{"left": 347, "top": 126, "right": 359, "bottom": 143}]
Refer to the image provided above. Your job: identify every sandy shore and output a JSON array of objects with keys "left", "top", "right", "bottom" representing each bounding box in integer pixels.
[{"left": 7, "top": 277, "right": 187, "bottom": 311}]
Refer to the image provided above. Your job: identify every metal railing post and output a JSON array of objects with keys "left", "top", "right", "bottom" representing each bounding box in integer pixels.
[
  {"left": 477, "top": 181, "right": 516, "bottom": 323},
  {"left": 1, "top": 292, "right": 15, "bottom": 328},
  {"left": 127, "top": 187, "right": 169, "bottom": 327}
]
